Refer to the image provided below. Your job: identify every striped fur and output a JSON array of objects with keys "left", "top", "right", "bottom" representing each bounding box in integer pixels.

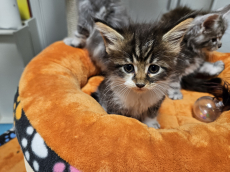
[
  {"left": 64, "top": 0, "right": 129, "bottom": 71},
  {"left": 94, "top": 19, "right": 192, "bottom": 128},
  {"left": 160, "top": 5, "right": 230, "bottom": 99}
]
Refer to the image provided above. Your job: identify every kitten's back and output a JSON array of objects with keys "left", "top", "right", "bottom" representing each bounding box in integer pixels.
[{"left": 160, "top": 6, "right": 208, "bottom": 33}]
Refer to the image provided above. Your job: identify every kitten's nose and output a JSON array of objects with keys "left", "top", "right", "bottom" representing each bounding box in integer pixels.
[
  {"left": 136, "top": 84, "right": 145, "bottom": 88},
  {"left": 218, "top": 43, "right": 222, "bottom": 48}
]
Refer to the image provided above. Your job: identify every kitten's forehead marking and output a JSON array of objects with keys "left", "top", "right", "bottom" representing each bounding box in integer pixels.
[
  {"left": 146, "top": 55, "right": 153, "bottom": 64},
  {"left": 134, "top": 64, "right": 138, "bottom": 73},
  {"left": 144, "top": 40, "right": 154, "bottom": 47},
  {"left": 126, "top": 58, "right": 132, "bottom": 63},
  {"left": 133, "top": 40, "right": 155, "bottom": 63},
  {"left": 144, "top": 47, "right": 153, "bottom": 60},
  {"left": 135, "top": 38, "right": 140, "bottom": 57},
  {"left": 133, "top": 55, "right": 138, "bottom": 63}
]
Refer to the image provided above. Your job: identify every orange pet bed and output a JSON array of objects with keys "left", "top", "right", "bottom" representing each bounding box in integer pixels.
[{"left": 14, "top": 41, "right": 230, "bottom": 172}]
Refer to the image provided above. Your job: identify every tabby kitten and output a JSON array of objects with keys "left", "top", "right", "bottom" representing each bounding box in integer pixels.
[
  {"left": 160, "top": 5, "right": 230, "bottom": 99},
  {"left": 64, "top": 0, "right": 129, "bottom": 71},
  {"left": 94, "top": 18, "right": 193, "bottom": 128}
]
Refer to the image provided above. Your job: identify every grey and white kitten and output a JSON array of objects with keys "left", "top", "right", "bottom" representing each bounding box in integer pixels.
[
  {"left": 93, "top": 18, "right": 193, "bottom": 128},
  {"left": 64, "top": 0, "right": 129, "bottom": 71},
  {"left": 160, "top": 5, "right": 230, "bottom": 100}
]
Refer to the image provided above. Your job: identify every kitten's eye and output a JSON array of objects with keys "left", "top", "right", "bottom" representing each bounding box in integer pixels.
[
  {"left": 148, "top": 65, "right": 160, "bottom": 74},
  {"left": 124, "top": 64, "right": 134, "bottom": 73},
  {"left": 212, "top": 38, "right": 217, "bottom": 42}
]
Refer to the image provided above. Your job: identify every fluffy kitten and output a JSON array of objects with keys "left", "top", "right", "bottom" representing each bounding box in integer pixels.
[
  {"left": 160, "top": 5, "right": 230, "bottom": 100},
  {"left": 64, "top": 0, "right": 129, "bottom": 71},
  {"left": 94, "top": 18, "right": 193, "bottom": 128}
]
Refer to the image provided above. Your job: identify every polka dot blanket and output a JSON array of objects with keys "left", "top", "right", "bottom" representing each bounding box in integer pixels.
[
  {"left": 0, "top": 128, "right": 15, "bottom": 147},
  {"left": 14, "top": 89, "right": 80, "bottom": 172},
  {"left": 14, "top": 41, "right": 230, "bottom": 172}
]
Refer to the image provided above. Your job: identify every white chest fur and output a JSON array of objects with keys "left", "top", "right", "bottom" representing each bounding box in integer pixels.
[{"left": 113, "top": 89, "right": 162, "bottom": 118}]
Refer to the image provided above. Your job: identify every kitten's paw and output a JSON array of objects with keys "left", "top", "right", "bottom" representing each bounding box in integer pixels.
[
  {"left": 168, "top": 89, "right": 183, "bottom": 100},
  {"left": 63, "top": 37, "right": 74, "bottom": 46},
  {"left": 212, "top": 60, "right": 225, "bottom": 75},
  {"left": 149, "top": 122, "right": 161, "bottom": 129},
  {"left": 143, "top": 116, "right": 160, "bottom": 129},
  {"left": 63, "top": 37, "right": 86, "bottom": 48}
]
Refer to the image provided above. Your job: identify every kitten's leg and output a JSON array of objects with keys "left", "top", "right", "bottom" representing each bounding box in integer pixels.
[
  {"left": 64, "top": 0, "right": 93, "bottom": 47},
  {"left": 198, "top": 61, "right": 225, "bottom": 76},
  {"left": 168, "top": 81, "right": 183, "bottom": 100},
  {"left": 142, "top": 116, "right": 160, "bottom": 129},
  {"left": 143, "top": 97, "right": 165, "bottom": 129}
]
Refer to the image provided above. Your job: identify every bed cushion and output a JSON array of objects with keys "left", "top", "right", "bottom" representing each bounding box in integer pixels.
[{"left": 15, "top": 41, "right": 230, "bottom": 171}]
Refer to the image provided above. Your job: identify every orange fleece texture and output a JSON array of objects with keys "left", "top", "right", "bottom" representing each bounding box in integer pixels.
[{"left": 19, "top": 42, "right": 230, "bottom": 171}]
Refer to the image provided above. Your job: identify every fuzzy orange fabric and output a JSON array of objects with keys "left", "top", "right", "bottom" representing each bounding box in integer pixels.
[{"left": 19, "top": 41, "right": 230, "bottom": 171}]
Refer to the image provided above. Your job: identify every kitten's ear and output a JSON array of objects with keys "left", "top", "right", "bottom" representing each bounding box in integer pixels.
[
  {"left": 202, "top": 14, "right": 220, "bottom": 30},
  {"left": 192, "top": 14, "right": 220, "bottom": 31},
  {"left": 216, "top": 4, "right": 230, "bottom": 19},
  {"left": 95, "top": 22, "right": 124, "bottom": 53},
  {"left": 162, "top": 18, "right": 193, "bottom": 53}
]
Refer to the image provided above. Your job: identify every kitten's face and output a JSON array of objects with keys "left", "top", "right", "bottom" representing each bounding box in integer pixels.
[
  {"left": 202, "top": 35, "right": 223, "bottom": 51},
  {"left": 191, "top": 16, "right": 225, "bottom": 51},
  {"left": 123, "top": 62, "right": 164, "bottom": 92},
  {"left": 108, "top": 44, "right": 172, "bottom": 93},
  {"left": 95, "top": 19, "right": 193, "bottom": 93},
  {"left": 188, "top": 5, "right": 230, "bottom": 51},
  {"left": 194, "top": 25, "right": 224, "bottom": 51}
]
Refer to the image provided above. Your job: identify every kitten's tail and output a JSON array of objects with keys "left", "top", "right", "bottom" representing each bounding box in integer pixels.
[
  {"left": 214, "top": 81, "right": 230, "bottom": 112},
  {"left": 181, "top": 76, "right": 222, "bottom": 94},
  {"left": 181, "top": 76, "right": 230, "bottom": 112}
]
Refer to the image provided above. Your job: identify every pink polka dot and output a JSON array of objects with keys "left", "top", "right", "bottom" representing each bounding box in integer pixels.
[
  {"left": 53, "top": 162, "right": 66, "bottom": 172},
  {"left": 70, "top": 166, "right": 80, "bottom": 172}
]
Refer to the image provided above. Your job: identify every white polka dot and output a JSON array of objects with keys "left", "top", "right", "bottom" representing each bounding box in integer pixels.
[
  {"left": 26, "top": 126, "right": 34, "bottom": 135},
  {"left": 25, "top": 151, "right": 30, "bottom": 161},
  {"left": 31, "top": 133, "right": 48, "bottom": 158},
  {"left": 21, "top": 138, "right": 28, "bottom": 148},
  {"left": 33, "top": 160, "right": 39, "bottom": 171}
]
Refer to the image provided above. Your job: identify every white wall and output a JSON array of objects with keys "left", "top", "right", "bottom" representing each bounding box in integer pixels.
[
  {"left": 212, "top": 0, "right": 230, "bottom": 52},
  {"left": 29, "top": 0, "right": 68, "bottom": 49},
  {"left": 0, "top": 32, "right": 25, "bottom": 123},
  {"left": 0, "top": 1, "right": 68, "bottom": 123}
]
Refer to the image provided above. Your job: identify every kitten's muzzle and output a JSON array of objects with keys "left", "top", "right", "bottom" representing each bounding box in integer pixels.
[
  {"left": 136, "top": 84, "right": 145, "bottom": 88},
  {"left": 218, "top": 43, "right": 222, "bottom": 48}
]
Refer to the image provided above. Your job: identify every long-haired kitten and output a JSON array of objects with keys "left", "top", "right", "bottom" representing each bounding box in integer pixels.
[
  {"left": 64, "top": 0, "right": 129, "bottom": 71},
  {"left": 160, "top": 5, "right": 230, "bottom": 99},
  {"left": 93, "top": 18, "right": 193, "bottom": 128}
]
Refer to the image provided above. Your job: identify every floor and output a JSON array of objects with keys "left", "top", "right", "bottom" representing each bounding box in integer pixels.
[
  {"left": 0, "top": 138, "right": 26, "bottom": 172},
  {"left": 0, "top": 123, "right": 26, "bottom": 171},
  {"left": 0, "top": 124, "right": 13, "bottom": 135}
]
